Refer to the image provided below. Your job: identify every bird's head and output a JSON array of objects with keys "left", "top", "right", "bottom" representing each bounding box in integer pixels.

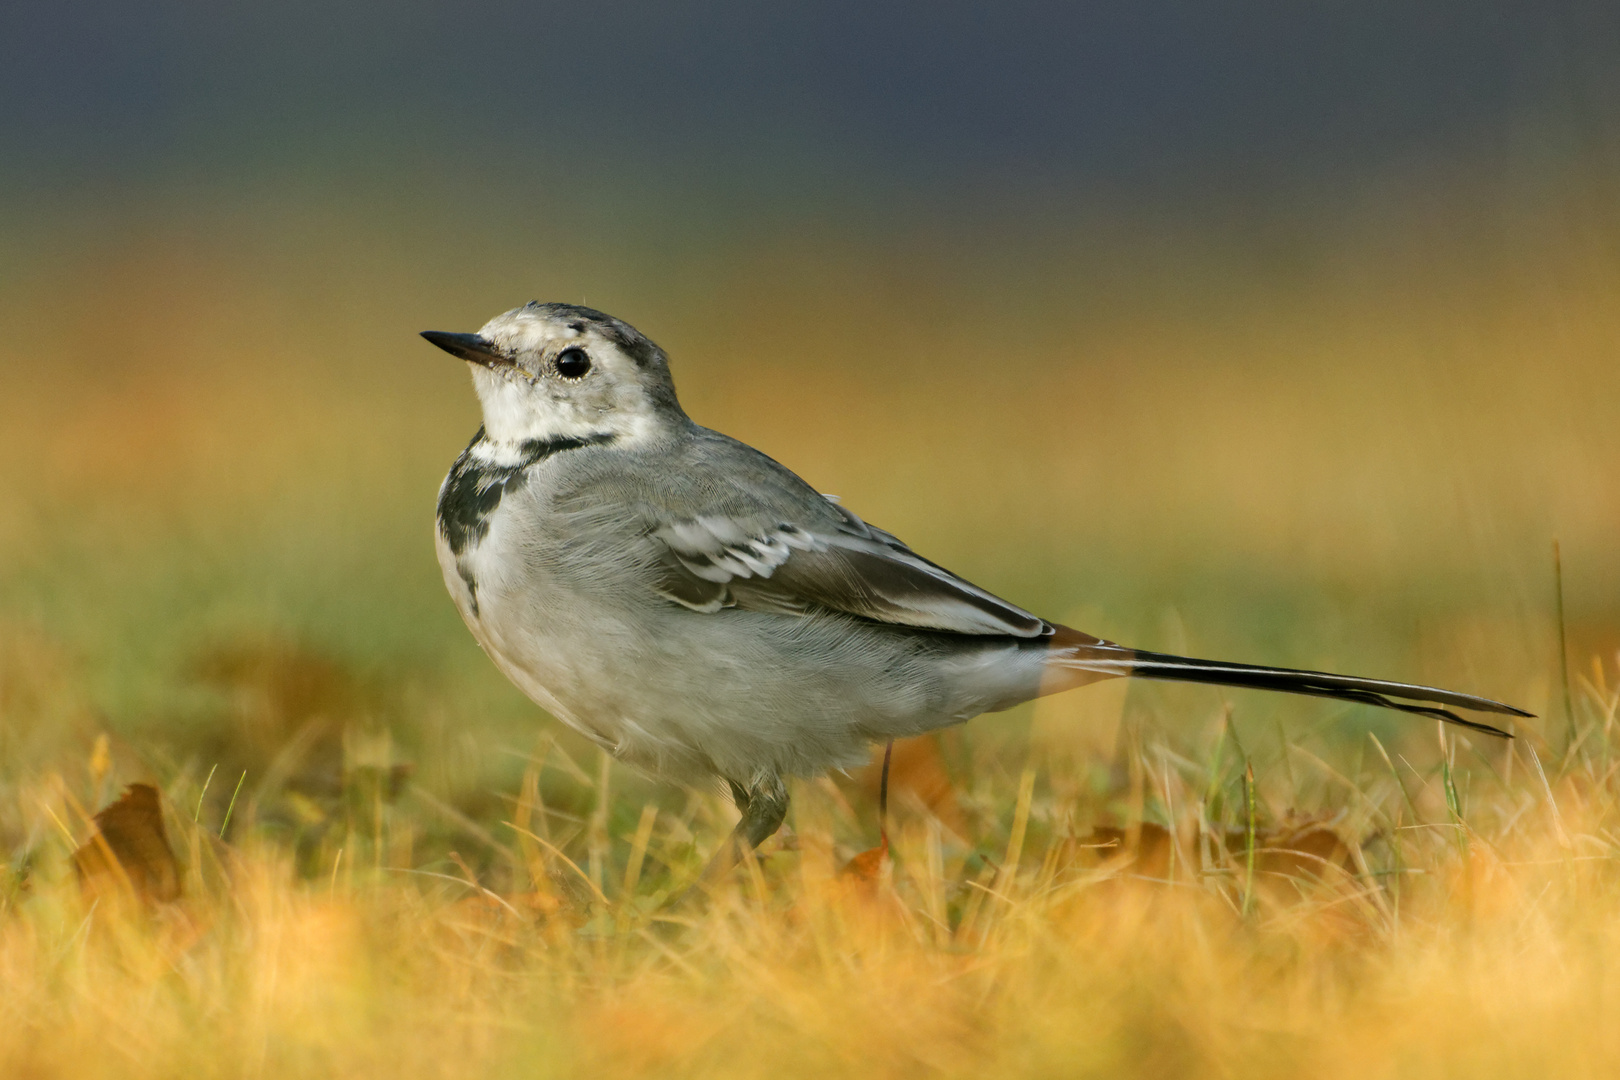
[{"left": 422, "top": 303, "right": 686, "bottom": 446}]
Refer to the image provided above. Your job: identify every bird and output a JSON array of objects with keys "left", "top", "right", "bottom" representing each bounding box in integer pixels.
[{"left": 422, "top": 302, "right": 1530, "bottom": 875}]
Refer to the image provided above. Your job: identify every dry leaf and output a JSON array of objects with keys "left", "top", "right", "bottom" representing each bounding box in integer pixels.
[
  {"left": 73, "top": 783, "right": 181, "bottom": 904},
  {"left": 834, "top": 838, "right": 896, "bottom": 912},
  {"left": 854, "top": 734, "right": 966, "bottom": 834},
  {"left": 1082, "top": 823, "right": 1175, "bottom": 879},
  {"left": 190, "top": 639, "right": 363, "bottom": 794},
  {"left": 840, "top": 840, "right": 889, "bottom": 885},
  {"left": 1249, "top": 817, "right": 1354, "bottom": 881},
  {"left": 1077, "top": 815, "right": 1355, "bottom": 890}
]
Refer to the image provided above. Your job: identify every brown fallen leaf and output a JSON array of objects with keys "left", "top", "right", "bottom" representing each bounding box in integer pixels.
[
  {"left": 840, "top": 740, "right": 893, "bottom": 891},
  {"left": 853, "top": 734, "right": 967, "bottom": 835},
  {"left": 839, "top": 839, "right": 889, "bottom": 884},
  {"left": 189, "top": 638, "right": 363, "bottom": 799},
  {"left": 1076, "top": 814, "right": 1355, "bottom": 889},
  {"left": 1082, "top": 823, "right": 1175, "bottom": 879},
  {"left": 73, "top": 783, "right": 181, "bottom": 904},
  {"left": 1247, "top": 816, "right": 1354, "bottom": 881},
  {"left": 833, "top": 836, "right": 900, "bottom": 916}
]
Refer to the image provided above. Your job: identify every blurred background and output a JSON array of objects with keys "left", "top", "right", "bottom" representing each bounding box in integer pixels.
[{"left": 2, "top": 1, "right": 1619, "bottom": 862}]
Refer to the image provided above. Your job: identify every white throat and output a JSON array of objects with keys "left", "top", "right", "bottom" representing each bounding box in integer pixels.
[{"left": 471, "top": 367, "right": 666, "bottom": 452}]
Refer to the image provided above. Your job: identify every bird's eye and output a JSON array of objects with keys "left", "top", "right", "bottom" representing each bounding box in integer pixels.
[{"left": 555, "top": 347, "right": 591, "bottom": 378}]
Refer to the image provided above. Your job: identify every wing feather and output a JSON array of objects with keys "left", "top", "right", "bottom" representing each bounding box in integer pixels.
[{"left": 651, "top": 499, "right": 1048, "bottom": 638}]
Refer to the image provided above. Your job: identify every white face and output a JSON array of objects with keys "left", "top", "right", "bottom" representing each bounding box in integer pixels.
[{"left": 460, "top": 304, "right": 683, "bottom": 448}]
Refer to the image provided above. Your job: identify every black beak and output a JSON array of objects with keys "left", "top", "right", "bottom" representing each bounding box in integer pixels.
[{"left": 420, "top": 331, "right": 511, "bottom": 367}]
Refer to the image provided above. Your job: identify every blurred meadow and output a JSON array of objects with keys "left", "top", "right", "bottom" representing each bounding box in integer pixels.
[{"left": 4, "top": 3, "right": 1620, "bottom": 1077}]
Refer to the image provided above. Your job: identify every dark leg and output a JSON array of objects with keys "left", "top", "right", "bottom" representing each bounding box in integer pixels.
[
  {"left": 737, "top": 773, "right": 789, "bottom": 849},
  {"left": 698, "top": 773, "right": 789, "bottom": 885}
]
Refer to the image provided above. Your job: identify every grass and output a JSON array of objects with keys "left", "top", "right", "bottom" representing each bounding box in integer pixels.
[
  {"left": 2, "top": 174, "right": 1619, "bottom": 1076},
  {"left": 7, "top": 696, "right": 1620, "bottom": 1078}
]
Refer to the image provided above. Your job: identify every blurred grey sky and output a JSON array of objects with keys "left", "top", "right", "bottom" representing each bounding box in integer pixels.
[{"left": 5, "top": 1, "right": 1618, "bottom": 213}]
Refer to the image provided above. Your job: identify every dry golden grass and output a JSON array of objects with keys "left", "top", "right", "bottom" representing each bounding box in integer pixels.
[
  {"left": 6, "top": 703, "right": 1620, "bottom": 1079},
  {"left": 2, "top": 176, "right": 1619, "bottom": 1076}
]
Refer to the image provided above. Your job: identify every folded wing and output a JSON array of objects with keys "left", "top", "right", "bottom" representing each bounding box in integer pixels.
[{"left": 651, "top": 497, "right": 1049, "bottom": 638}]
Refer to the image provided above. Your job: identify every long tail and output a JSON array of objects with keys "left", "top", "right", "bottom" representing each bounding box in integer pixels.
[{"left": 1050, "top": 628, "right": 1530, "bottom": 739}]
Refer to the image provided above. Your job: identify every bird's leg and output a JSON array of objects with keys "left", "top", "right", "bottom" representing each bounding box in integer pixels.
[
  {"left": 697, "top": 773, "right": 789, "bottom": 885},
  {"left": 737, "top": 773, "right": 789, "bottom": 849}
]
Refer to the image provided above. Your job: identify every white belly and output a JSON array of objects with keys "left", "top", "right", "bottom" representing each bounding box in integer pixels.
[
  {"left": 435, "top": 526, "right": 632, "bottom": 754},
  {"left": 434, "top": 509, "right": 1045, "bottom": 784}
]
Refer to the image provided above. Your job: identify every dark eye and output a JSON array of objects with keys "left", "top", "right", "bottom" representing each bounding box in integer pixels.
[{"left": 555, "top": 347, "right": 591, "bottom": 378}]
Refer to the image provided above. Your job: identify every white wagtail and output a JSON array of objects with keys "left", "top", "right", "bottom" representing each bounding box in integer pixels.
[{"left": 422, "top": 303, "right": 1529, "bottom": 867}]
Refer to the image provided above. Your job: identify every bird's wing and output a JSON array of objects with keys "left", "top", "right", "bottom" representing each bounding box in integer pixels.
[{"left": 649, "top": 494, "right": 1050, "bottom": 638}]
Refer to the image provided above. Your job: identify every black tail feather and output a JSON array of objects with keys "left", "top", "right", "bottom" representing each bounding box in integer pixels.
[{"left": 1121, "top": 648, "right": 1529, "bottom": 739}]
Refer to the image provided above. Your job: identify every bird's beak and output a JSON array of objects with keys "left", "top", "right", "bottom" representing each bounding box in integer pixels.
[{"left": 420, "top": 331, "right": 512, "bottom": 368}]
